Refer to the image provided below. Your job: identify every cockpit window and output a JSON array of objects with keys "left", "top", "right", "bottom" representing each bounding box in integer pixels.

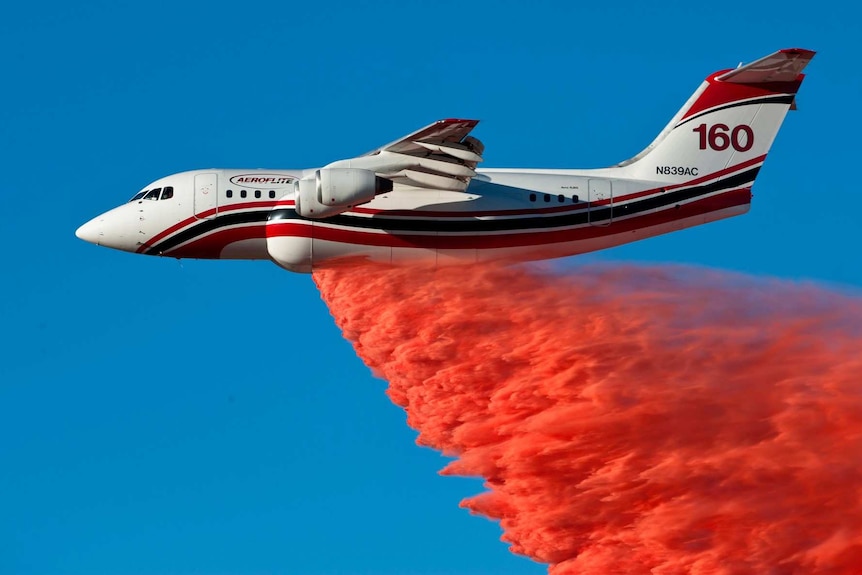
[{"left": 130, "top": 185, "right": 173, "bottom": 202}]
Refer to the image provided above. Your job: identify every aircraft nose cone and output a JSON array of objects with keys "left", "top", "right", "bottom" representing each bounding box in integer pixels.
[{"left": 75, "top": 218, "right": 102, "bottom": 245}]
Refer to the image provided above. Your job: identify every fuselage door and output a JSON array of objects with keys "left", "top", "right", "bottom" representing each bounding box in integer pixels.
[
  {"left": 194, "top": 173, "right": 218, "bottom": 219},
  {"left": 588, "top": 179, "right": 612, "bottom": 226}
]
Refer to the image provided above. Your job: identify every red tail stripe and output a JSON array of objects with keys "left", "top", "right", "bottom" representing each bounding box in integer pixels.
[{"left": 681, "top": 73, "right": 802, "bottom": 122}]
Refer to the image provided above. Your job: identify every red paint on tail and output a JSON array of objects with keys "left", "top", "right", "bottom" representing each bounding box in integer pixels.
[{"left": 314, "top": 261, "right": 862, "bottom": 574}]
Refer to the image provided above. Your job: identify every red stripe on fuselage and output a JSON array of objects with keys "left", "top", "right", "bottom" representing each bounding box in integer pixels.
[
  {"left": 143, "top": 156, "right": 764, "bottom": 255},
  {"left": 136, "top": 200, "right": 278, "bottom": 253},
  {"left": 265, "top": 188, "right": 751, "bottom": 251},
  {"left": 162, "top": 223, "right": 267, "bottom": 259},
  {"left": 343, "top": 155, "right": 765, "bottom": 218}
]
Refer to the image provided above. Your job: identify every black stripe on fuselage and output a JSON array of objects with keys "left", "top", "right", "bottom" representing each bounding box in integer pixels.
[
  {"left": 148, "top": 167, "right": 759, "bottom": 253},
  {"left": 268, "top": 167, "right": 759, "bottom": 233},
  {"left": 145, "top": 210, "right": 269, "bottom": 255}
]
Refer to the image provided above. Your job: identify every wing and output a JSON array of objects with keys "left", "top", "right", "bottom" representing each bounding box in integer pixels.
[{"left": 323, "top": 118, "right": 485, "bottom": 192}]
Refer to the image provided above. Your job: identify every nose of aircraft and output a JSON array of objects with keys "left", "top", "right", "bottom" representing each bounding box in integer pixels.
[
  {"left": 75, "top": 204, "right": 144, "bottom": 252},
  {"left": 75, "top": 217, "right": 102, "bottom": 245}
]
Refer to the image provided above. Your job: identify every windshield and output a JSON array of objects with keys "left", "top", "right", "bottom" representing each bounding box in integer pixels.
[{"left": 129, "top": 186, "right": 174, "bottom": 202}]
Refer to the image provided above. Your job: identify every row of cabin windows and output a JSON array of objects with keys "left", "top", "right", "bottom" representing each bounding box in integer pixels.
[
  {"left": 130, "top": 186, "right": 174, "bottom": 202},
  {"left": 529, "top": 193, "right": 579, "bottom": 203},
  {"left": 129, "top": 187, "right": 584, "bottom": 205},
  {"left": 226, "top": 189, "right": 277, "bottom": 199},
  {"left": 130, "top": 187, "right": 580, "bottom": 205}
]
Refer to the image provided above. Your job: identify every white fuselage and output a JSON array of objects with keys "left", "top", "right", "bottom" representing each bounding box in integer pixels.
[{"left": 76, "top": 164, "right": 755, "bottom": 273}]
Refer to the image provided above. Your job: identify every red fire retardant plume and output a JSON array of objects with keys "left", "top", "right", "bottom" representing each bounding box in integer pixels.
[{"left": 313, "top": 261, "right": 862, "bottom": 574}]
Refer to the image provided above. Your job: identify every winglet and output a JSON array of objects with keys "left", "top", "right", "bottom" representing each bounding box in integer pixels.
[{"left": 717, "top": 48, "right": 815, "bottom": 85}]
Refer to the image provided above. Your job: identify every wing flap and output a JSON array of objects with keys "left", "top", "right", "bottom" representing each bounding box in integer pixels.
[
  {"left": 401, "top": 169, "right": 468, "bottom": 191},
  {"left": 327, "top": 118, "right": 484, "bottom": 192},
  {"left": 386, "top": 151, "right": 477, "bottom": 178},
  {"left": 414, "top": 140, "right": 484, "bottom": 163}
]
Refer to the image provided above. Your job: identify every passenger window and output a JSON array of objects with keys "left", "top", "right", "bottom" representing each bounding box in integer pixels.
[
  {"left": 529, "top": 193, "right": 536, "bottom": 202},
  {"left": 269, "top": 190, "right": 276, "bottom": 199},
  {"left": 160, "top": 186, "right": 174, "bottom": 200},
  {"left": 226, "top": 189, "right": 233, "bottom": 198},
  {"left": 144, "top": 188, "right": 161, "bottom": 200},
  {"left": 572, "top": 195, "right": 579, "bottom": 202},
  {"left": 240, "top": 190, "right": 247, "bottom": 198},
  {"left": 557, "top": 194, "right": 564, "bottom": 203},
  {"left": 255, "top": 190, "right": 261, "bottom": 199},
  {"left": 543, "top": 194, "right": 551, "bottom": 202}
]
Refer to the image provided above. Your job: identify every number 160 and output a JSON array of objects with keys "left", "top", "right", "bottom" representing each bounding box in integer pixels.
[{"left": 693, "top": 123, "right": 754, "bottom": 152}]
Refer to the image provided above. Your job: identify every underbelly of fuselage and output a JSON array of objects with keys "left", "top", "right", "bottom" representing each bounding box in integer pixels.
[{"left": 262, "top": 188, "right": 751, "bottom": 273}]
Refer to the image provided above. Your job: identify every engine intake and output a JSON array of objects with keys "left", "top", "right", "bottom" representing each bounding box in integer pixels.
[{"left": 295, "top": 168, "right": 392, "bottom": 219}]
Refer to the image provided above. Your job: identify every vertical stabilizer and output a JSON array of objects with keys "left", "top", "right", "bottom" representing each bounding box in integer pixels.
[{"left": 617, "top": 49, "right": 814, "bottom": 185}]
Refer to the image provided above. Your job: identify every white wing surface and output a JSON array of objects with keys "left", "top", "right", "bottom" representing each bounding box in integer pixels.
[{"left": 323, "top": 118, "right": 484, "bottom": 192}]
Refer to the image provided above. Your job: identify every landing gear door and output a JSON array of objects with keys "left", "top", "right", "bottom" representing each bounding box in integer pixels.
[
  {"left": 588, "top": 179, "right": 612, "bottom": 227},
  {"left": 194, "top": 173, "right": 218, "bottom": 220}
]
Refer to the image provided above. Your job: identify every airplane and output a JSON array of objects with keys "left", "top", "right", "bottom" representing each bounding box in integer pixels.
[{"left": 76, "top": 48, "right": 814, "bottom": 273}]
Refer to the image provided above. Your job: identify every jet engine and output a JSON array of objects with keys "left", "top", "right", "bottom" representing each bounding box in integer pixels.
[{"left": 295, "top": 168, "right": 393, "bottom": 218}]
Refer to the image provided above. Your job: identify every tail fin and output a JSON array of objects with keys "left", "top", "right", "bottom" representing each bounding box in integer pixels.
[{"left": 618, "top": 48, "right": 815, "bottom": 184}]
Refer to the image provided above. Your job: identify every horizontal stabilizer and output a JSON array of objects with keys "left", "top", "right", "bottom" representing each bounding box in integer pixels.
[{"left": 717, "top": 48, "right": 815, "bottom": 84}]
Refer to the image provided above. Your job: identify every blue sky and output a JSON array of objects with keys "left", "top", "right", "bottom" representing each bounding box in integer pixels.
[{"left": 1, "top": 1, "right": 858, "bottom": 574}]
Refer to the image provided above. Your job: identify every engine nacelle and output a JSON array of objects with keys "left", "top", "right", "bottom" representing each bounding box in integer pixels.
[
  {"left": 295, "top": 176, "right": 345, "bottom": 219},
  {"left": 294, "top": 168, "right": 392, "bottom": 219}
]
